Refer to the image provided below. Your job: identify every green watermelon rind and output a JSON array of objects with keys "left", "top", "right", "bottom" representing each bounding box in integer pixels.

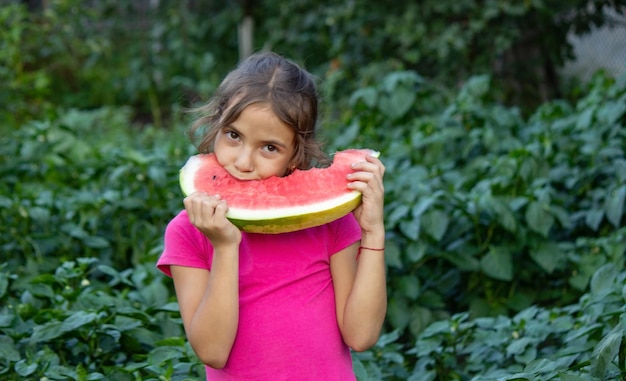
[{"left": 229, "top": 194, "right": 362, "bottom": 234}]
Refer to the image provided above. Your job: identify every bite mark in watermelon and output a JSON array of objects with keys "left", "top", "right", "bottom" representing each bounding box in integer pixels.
[{"left": 179, "top": 148, "right": 378, "bottom": 234}]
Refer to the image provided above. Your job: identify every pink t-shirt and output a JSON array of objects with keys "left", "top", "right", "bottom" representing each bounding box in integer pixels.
[{"left": 157, "top": 210, "right": 361, "bottom": 380}]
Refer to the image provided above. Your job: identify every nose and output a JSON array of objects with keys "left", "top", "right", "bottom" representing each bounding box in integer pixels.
[{"left": 234, "top": 150, "right": 253, "bottom": 172}]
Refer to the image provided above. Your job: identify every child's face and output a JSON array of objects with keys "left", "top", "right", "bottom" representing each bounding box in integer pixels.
[{"left": 214, "top": 104, "right": 296, "bottom": 180}]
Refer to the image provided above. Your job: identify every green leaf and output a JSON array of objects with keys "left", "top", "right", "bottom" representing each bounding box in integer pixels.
[
  {"left": 30, "top": 321, "right": 65, "bottom": 343},
  {"left": 590, "top": 323, "right": 624, "bottom": 377},
  {"left": 441, "top": 251, "right": 480, "bottom": 272},
  {"left": 387, "top": 297, "right": 411, "bottom": 331},
  {"left": 349, "top": 87, "right": 377, "bottom": 108},
  {"left": 0, "top": 272, "right": 8, "bottom": 298},
  {"left": 61, "top": 311, "right": 98, "bottom": 332},
  {"left": 384, "top": 241, "right": 403, "bottom": 269},
  {"left": 83, "top": 235, "right": 110, "bottom": 249},
  {"left": 515, "top": 345, "right": 538, "bottom": 365},
  {"left": 409, "top": 306, "right": 433, "bottom": 336},
  {"left": 353, "top": 356, "right": 369, "bottom": 381},
  {"left": 148, "top": 346, "right": 183, "bottom": 366},
  {"left": 139, "top": 280, "right": 171, "bottom": 307},
  {"left": 379, "top": 86, "right": 415, "bottom": 120},
  {"left": 493, "top": 198, "right": 518, "bottom": 233},
  {"left": 589, "top": 264, "right": 617, "bottom": 297},
  {"left": 14, "top": 359, "right": 38, "bottom": 376},
  {"left": 0, "top": 335, "right": 20, "bottom": 362},
  {"left": 524, "top": 358, "right": 557, "bottom": 373},
  {"left": 332, "top": 120, "right": 360, "bottom": 148},
  {"left": 399, "top": 218, "right": 420, "bottom": 241},
  {"left": 387, "top": 204, "right": 410, "bottom": 225},
  {"left": 0, "top": 196, "right": 12, "bottom": 208},
  {"left": 558, "top": 373, "right": 594, "bottom": 381},
  {"left": 585, "top": 208, "right": 604, "bottom": 231},
  {"left": 596, "top": 99, "right": 626, "bottom": 125},
  {"left": 530, "top": 241, "right": 565, "bottom": 274},
  {"left": 157, "top": 302, "right": 181, "bottom": 313},
  {"left": 412, "top": 196, "right": 436, "bottom": 217},
  {"left": 576, "top": 108, "right": 594, "bottom": 130},
  {"left": 525, "top": 201, "right": 554, "bottom": 237},
  {"left": 421, "top": 209, "right": 449, "bottom": 241},
  {"left": 0, "top": 312, "right": 14, "bottom": 328},
  {"left": 604, "top": 185, "right": 625, "bottom": 228},
  {"left": 480, "top": 246, "right": 513, "bottom": 281},
  {"left": 406, "top": 241, "right": 427, "bottom": 263}
]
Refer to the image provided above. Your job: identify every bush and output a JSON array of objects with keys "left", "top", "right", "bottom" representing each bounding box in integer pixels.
[
  {"left": 0, "top": 257, "right": 204, "bottom": 380},
  {"left": 1, "top": 2, "right": 624, "bottom": 377},
  {"left": 1, "top": 70, "right": 624, "bottom": 379},
  {"left": 327, "top": 71, "right": 625, "bottom": 335},
  {"left": 355, "top": 263, "right": 626, "bottom": 380}
]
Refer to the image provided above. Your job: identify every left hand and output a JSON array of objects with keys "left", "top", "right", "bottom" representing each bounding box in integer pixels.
[{"left": 347, "top": 153, "right": 385, "bottom": 234}]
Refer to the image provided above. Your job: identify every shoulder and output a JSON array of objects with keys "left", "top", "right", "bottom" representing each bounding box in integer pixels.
[
  {"left": 326, "top": 213, "right": 360, "bottom": 235},
  {"left": 319, "top": 213, "right": 361, "bottom": 255},
  {"left": 158, "top": 210, "right": 213, "bottom": 276},
  {"left": 163, "top": 210, "right": 196, "bottom": 242}
]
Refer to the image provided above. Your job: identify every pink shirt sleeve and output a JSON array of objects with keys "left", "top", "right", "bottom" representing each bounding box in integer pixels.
[
  {"left": 157, "top": 210, "right": 213, "bottom": 277},
  {"left": 326, "top": 213, "right": 362, "bottom": 256}
]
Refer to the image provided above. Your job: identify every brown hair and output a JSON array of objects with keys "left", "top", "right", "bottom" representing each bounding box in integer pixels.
[{"left": 188, "top": 51, "right": 329, "bottom": 170}]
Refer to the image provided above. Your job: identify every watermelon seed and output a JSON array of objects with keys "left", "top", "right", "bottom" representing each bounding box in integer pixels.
[{"left": 212, "top": 175, "right": 217, "bottom": 180}]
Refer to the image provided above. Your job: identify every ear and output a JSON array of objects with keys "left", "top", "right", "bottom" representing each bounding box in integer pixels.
[{"left": 284, "top": 164, "right": 297, "bottom": 176}]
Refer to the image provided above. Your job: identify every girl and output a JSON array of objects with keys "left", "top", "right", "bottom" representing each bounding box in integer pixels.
[{"left": 157, "top": 51, "right": 386, "bottom": 380}]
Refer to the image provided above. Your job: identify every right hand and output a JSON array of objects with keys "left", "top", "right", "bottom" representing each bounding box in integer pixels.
[{"left": 184, "top": 192, "right": 242, "bottom": 248}]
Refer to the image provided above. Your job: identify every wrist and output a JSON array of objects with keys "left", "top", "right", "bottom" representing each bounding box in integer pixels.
[
  {"left": 356, "top": 245, "right": 385, "bottom": 261},
  {"left": 360, "top": 230, "right": 385, "bottom": 249},
  {"left": 212, "top": 241, "right": 241, "bottom": 254}
]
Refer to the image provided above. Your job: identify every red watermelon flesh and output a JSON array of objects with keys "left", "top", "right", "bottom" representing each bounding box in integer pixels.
[{"left": 179, "top": 148, "right": 378, "bottom": 233}]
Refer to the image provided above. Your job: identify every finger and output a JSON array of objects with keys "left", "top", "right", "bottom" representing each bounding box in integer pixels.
[
  {"left": 213, "top": 200, "right": 229, "bottom": 219},
  {"left": 350, "top": 160, "right": 385, "bottom": 179},
  {"left": 347, "top": 172, "right": 384, "bottom": 193}
]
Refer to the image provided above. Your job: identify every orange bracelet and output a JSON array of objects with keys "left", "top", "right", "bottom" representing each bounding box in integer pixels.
[{"left": 356, "top": 246, "right": 385, "bottom": 261}]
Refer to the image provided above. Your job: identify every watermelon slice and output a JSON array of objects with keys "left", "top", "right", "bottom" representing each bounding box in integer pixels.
[{"left": 179, "top": 148, "right": 378, "bottom": 234}]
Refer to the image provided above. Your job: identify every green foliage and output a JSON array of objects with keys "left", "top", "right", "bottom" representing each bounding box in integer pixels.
[
  {"left": 2, "top": 1, "right": 622, "bottom": 128},
  {"left": 0, "top": 258, "right": 204, "bottom": 380},
  {"left": 0, "top": 108, "right": 204, "bottom": 379},
  {"left": 1, "top": 71, "right": 624, "bottom": 379},
  {"left": 0, "top": 1, "right": 228, "bottom": 127},
  {"left": 260, "top": 0, "right": 624, "bottom": 110},
  {"left": 332, "top": 70, "right": 626, "bottom": 340},
  {"left": 0, "top": 107, "right": 190, "bottom": 271},
  {"left": 355, "top": 263, "right": 626, "bottom": 380},
  {"left": 1, "top": 1, "right": 625, "bottom": 379},
  {"left": 0, "top": 3, "right": 53, "bottom": 125}
]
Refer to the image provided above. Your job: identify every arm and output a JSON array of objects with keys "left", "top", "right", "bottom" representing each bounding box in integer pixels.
[
  {"left": 331, "top": 154, "right": 387, "bottom": 351},
  {"left": 171, "top": 192, "right": 242, "bottom": 368}
]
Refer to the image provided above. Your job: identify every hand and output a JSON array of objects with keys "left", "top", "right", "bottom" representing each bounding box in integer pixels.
[
  {"left": 347, "top": 153, "right": 385, "bottom": 235},
  {"left": 184, "top": 192, "right": 242, "bottom": 249}
]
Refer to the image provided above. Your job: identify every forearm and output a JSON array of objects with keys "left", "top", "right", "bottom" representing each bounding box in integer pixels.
[
  {"left": 188, "top": 247, "right": 240, "bottom": 368},
  {"left": 343, "top": 231, "right": 387, "bottom": 351}
]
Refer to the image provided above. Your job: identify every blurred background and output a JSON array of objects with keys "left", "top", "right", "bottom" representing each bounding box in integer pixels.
[{"left": 1, "top": 1, "right": 625, "bottom": 380}]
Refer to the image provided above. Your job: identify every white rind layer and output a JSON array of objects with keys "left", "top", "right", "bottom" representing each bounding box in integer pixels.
[
  {"left": 226, "top": 190, "right": 361, "bottom": 220},
  {"left": 179, "top": 155, "right": 203, "bottom": 197}
]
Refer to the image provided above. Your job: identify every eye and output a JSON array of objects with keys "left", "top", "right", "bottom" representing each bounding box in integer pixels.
[
  {"left": 225, "top": 130, "right": 239, "bottom": 140},
  {"left": 265, "top": 144, "right": 277, "bottom": 152}
]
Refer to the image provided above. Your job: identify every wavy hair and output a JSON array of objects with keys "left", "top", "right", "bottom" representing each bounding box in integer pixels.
[{"left": 188, "top": 51, "right": 329, "bottom": 171}]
